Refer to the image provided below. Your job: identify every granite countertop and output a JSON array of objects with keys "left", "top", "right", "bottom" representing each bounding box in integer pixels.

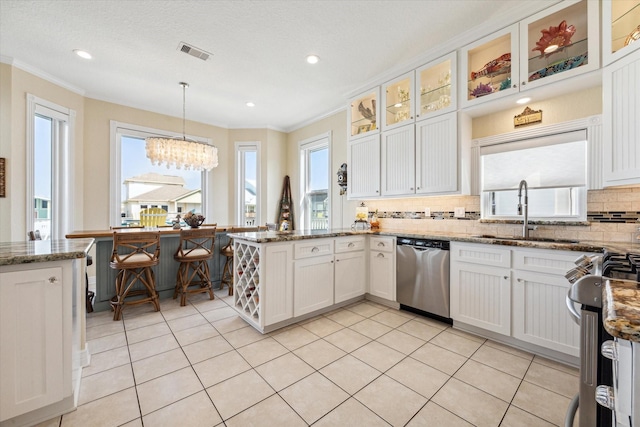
[
  {"left": 228, "top": 228, "right": 635, "bottom": 254},
  {"left": 66, "top": 225, "right": 263, "bottom": 239},
  {"left": 603, "top": 279, "right": 640, "bottom": 342},
  {"left": 0, "top": 238, "right": 94, "bottom": 266}
]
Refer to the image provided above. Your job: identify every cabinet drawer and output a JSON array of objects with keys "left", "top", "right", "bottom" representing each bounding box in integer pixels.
[
  {"left": 335, "top": 236, "right": 365, "bottom": 253},
  {"left": 294, "top": 239, "right": 334, "bottom": 259},
  {"left": 369, "top": 236, "right": 394, "bottom": 253},
  {"left": 513, "top": 248, "right": 592, "bottom": 276},
  {"left": 450, "top": 242, "right": 510, "bottom": 268}
]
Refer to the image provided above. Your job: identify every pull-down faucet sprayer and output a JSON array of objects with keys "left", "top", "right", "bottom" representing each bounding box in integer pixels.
[{"left": 517, "top": 180, "right": 534, "bottom": 239}]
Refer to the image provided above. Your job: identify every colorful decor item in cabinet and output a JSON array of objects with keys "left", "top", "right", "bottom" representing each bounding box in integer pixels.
[
  {"left": 529, "top": 52, "right": 588, "bottom": 81},
  {"left": 358, "top": 100, "right": 376, "bottom": 127},
  {"left": 470, "top": 53, "right": 511, "bottom": 80},
  {"left": 532, "top": 20, "right": 576, "bottom": 56},
  {"left": 626, "top": 25, "right": 640, "bottom": 46}
]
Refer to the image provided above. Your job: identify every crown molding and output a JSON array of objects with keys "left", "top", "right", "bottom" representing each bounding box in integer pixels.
[{"left": 1, "top": 55, "right": 86, "bottom": 96}]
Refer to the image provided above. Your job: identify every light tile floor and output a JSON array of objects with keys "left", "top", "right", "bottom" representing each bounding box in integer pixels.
[{"left": 37, "top": 290, "right": 579, "bottom": 427}]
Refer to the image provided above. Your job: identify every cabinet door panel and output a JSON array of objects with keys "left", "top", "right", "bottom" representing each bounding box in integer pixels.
[
  {"left": 348, "top": 134, "right": 380, "bottom": 198},
  {"left": 381, "top": 124, "right": 415, "bottom": 196},
  {"left": 416, "top": 113, "right": 457, "bottom": 194},
  {"left": 369, "top": 251, "right": 395, "bottom": 301},
  {"left": 293, "top": 255, "right": 334, "bottom": 317},
  {"left": 335, "top": 252, "right": 366, "bottom": 303},
  {"left": 450, "top": 262, "right": 511, "bottom": 335},
  {"left": 512, "top": 270, "right": 579, "bottom": 356},
  {"left": 0, "top": 267, "right": 64, "bottom": 420}
]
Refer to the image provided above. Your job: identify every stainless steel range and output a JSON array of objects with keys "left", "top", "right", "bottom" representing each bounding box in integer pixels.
[{"left": 565, "top": 251, "right": 640, "bottom": 427}]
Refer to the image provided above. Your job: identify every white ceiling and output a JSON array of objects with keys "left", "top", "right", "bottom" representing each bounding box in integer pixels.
[{"left": 0, "top": 0, "right": 556, "bottom": 132}]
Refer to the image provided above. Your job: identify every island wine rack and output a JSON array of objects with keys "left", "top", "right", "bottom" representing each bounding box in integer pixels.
[{"left": 233, "top": 240, "right": 261, "bottom": 328}]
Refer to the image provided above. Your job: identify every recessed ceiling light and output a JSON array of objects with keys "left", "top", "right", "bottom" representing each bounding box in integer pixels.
[
  {"left": 246, "top": 102, "right": 255, "bottom": 107},
  {"left": 73, "top": 49, "right": 92, "bottom": 59},
  {"left": 306, "top": 54, "right": 319, "bottom": 64},
  {"left": 516, "top": 97, "right": 531, "bottom": 104}
]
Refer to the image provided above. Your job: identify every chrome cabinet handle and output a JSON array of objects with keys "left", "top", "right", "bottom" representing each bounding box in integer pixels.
[
  {"left": 377, "top": 242, "right": 385, "bottom": 247},
  {"left": 311, "top": 247, "right": 319, "bottom": 253},
  {"left": 348, "top": 242, "right": 355, "bottom": 248},
  {"left": 516, "top": 278, "right": 522, "bottom": 282},
  {"left": 503, "top": 276, "right": 509, "bottom": 280},
  {"left": 595, "top": 385, "right": 615, "bottom": 410},
  {"left": 377, "top": 253, "right": 385, "bottom": 258},
  {"left": 48, "top": 276, "right": 58, "bottom": 284},
  {"left": 601, "top": 340, "right": 617, "bottom": 360}
]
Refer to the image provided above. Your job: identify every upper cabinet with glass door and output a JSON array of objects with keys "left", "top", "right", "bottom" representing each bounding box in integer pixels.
[
  {"left": 461, "top": 24, "right": 520, "bottom": 107},
  {"left": 348, "top": 88, "right": 380, "bottom": 140},
  {"left": 519, "top": 0, "right": 599, "bottom": 92},
  {"left": 602, "top": 0, "right": 640, "bottom": 66},
  {"left": 381, "top": 72, "right": 415, "bottom": 131},
  {"left": 415, "top": 52, "right": 456, "bottom": 121}
]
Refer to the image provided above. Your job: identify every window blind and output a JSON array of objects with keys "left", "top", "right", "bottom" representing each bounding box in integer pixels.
[{"left": 481, "top": 130, "right": 587, "bottom": 192}]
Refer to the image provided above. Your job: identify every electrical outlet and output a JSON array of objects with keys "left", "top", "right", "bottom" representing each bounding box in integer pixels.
[
  {"left": 424, "top": 208, "right": 431, "bottom": 217},
  {"left": 454, "top": 207, "right": 465, "bottom": 218}
]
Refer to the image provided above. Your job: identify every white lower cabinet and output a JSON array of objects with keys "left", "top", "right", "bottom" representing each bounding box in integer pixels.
[
  {"left": 368, "top": 236, "right": 396, "bottom": 301},
  {"left": 293, "top": 255, "right": 335, "bottom": 317},
  {"left": 451, "top": 242, "right": 587, "bottom": 356},
  {"left": 0, "top": 265, "right": 70, "bottom": 422},
  {"left": 334, "top": 250, "right": 366, "bottom": 304},
  {"left": 450, "top": 243, "right": 511, "bottom": 335},
  {"left": 263, "top": 243, "right": 293, "bottom": 325}
]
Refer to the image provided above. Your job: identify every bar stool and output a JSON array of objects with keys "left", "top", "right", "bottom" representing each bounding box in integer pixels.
[
  {"left": 220, "top": 235, "right": 234, "bottom": 296},
  {"left": 109, "top": 231, "right": 161, "bottom": 321},
  {"left": 174, "top": 227, "right": 216, "bottom": 306}
]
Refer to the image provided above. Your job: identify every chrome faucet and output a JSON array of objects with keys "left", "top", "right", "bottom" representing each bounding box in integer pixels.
[{"left": 517, "top": 179, "right": 535, "bottom": 239}]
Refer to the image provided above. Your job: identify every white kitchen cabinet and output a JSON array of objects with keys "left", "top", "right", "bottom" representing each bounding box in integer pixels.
[
  {"left": 415, "top": 52, "right": 457, "bottom": 120},
  {"left": 416, "top": 112, "right": 458, "bottom": 194},
  {"left": 335, "top": 251, "right": 366, "bottom": 303},
  {"left": 381, "top": 124, "right": 415, "bottom": 196},
  {"left": 0, "top": 265, "right": 68, "bottom": 421},
  {"left": 461, "top": 0, "right": 598, "bottom": 108},
  {"left": 368, "top": 236, "right": 396, "bottom": 302},
  {"left": 381, "top": 71, "right": 415, "bottom": 131},
  {"left": 451, "top": 242, "right": 590, "bottom": 357},
  {"left": 348, "top": 133, "right": 380, "bottom": 198},
  {"left": 450, "top": 243, "right": 512, "bottom": 335},
  {"left": 602, "top": 0, "right": 640, "bottom": 66},
  {"left": 294, "top": 254, "right": 335, "bottom": 317},
  {"left": 263, "top": 243, "right": 293, "bottom": 326},
  {"left": 603, "top": 49, "right": 640, "bottom": 187}
]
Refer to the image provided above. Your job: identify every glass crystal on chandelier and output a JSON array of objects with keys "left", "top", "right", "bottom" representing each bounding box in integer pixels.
[{"left": 145, "top": 137, "right": 219, "bottom": 171}]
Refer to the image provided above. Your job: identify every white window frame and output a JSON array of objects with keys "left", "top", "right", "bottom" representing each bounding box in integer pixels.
[
  {"left": 298, "top": 132, "right": 331, "bottom": 231},
  {"left": 109, "top": 121, "right": 212, "bottom": 227},
  {"left": 26, "top": 94, "right": 75, "bottom": 240},
  {"left": 234, "top": 141, "right": 261, "bottom": 227}
]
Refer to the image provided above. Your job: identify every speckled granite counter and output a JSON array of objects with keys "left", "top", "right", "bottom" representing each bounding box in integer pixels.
[
  {"left": 603, "top": 279, "right": 640, "bottom": 342},
  {"left": 228, "top": 228, "right": 632, "bottom": 254},
  {"left": 0, "top": 238, "right": 94, "bottom": 266}
]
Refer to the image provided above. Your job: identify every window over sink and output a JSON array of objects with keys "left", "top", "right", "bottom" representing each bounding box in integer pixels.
[{"left": 480, "top": 130, "right": 587, "bottom": 222}]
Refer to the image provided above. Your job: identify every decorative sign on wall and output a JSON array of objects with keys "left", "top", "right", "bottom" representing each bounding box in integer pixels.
[{"left": 514, "top": 106, "right": 543, "bottom": 127}]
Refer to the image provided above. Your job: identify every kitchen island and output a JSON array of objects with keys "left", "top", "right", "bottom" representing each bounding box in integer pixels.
[
  {"left": 0, "top": 238, "right": 93, "bottom": 427},
  {"left": 66, "top": 226, "right": 264, "bottom": 312}
]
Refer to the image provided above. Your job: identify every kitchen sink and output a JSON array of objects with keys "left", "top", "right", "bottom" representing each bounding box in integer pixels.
[{"left": 471, "top": 235, "right": 579, "bottom": 244}]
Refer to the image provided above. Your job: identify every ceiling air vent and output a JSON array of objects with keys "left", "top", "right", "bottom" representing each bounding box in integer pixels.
[{"left": 177, "top": 42, "right": 212, "bottom": 61}]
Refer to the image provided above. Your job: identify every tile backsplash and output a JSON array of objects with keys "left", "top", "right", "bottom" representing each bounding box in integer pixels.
[{"left": 364, "top": 188, "right": 640, "bottom": 243}]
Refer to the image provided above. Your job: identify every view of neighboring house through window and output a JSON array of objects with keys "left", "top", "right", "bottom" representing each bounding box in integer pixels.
[
  {"left": 235, "top": 142, "right": 260, "bottom": 226},
  {"left": 299, "top": 133, "right": 330, "bottom": 231},
  {"left": 28, "top": 95, "right": 74, "bottom": 241},
  {"left": 119, "top": 135, "right": 202, "bottom": 226}
]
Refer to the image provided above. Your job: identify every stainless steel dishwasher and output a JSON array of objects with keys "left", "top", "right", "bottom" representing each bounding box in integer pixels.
[{"left": 396, "top": 237, "right": 451, "bottom": 321}]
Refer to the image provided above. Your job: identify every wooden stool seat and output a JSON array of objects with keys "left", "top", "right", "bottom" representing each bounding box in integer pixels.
[
  {"left": 174, "top": 227, "right": 216, "bottom": 306},
  {"left": 109, "top": 231, "right": 161, "bottom": 321},
  {"left": 220, "top": 237, "right": 234, "bottom": 296}
]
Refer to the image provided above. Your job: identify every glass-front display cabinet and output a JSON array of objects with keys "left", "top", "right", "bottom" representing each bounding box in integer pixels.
[
  {"left": 348, "top": 88, "right": 379, "bottom": 139},
  {"left": 415, "top": 52, "right": 456, "bottom": 120},
  {"left": 602, "top": 0, "right": 640, "bottom": 65},
  {"left": 381, "top": 71, "right": 414, "bottom": 131},
  {"left": 519, "top": 0, "right": 599, "bottom": 91},
  {"left": 461, "top": 24, "right": 519, "bottom": 107}
]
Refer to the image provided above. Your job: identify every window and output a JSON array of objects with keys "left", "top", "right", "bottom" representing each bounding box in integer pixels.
[
  {"left": 481, "top": 130, "right": 587, "bottom": 221},
  {"left": 27, "top": 95, "right": 74, "bottom": 240},
  {"left": 235, "top": 142, "right": 260, "bottom": 226},
  {"left": 110, "top": 122, "right": 211, "bottom": 227},
  {"left": 299, "top": 133, "right": 330, "bottom": 231}
]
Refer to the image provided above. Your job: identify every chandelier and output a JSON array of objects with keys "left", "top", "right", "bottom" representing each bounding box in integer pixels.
[{"left": 145, "top": 82, "right": 218, "bottom": 171}]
